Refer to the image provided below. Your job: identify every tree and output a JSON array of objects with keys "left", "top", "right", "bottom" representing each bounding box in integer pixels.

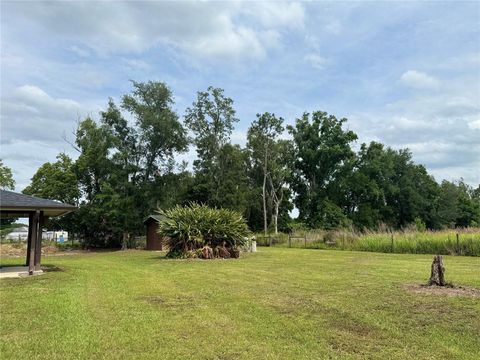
[
  {"left": 0, "top": 160, "right": 15, "bottom": 190},
  {"left": 122, "top": 81, "right": 188, "bottom": 183},
  {"left": 437, "top": 180, "right": 480, "bottom": 228},
  {"left": 23, "top": 153, "right": 79, "bottom": 203},
  {"left": 247, "top": 112, "right": 285, "bottom": 235},
  {"left": 287, "top": 111, "right": 358, "bottom": 229},
  {"left": 71, "top": 82, "right": 190, "bottom": 248},
  {"left": 23, "top": 153, "right": 79, "bottom": 232},
  {"left": 185, "top": 86, "right": 239, "bottom": 207}
]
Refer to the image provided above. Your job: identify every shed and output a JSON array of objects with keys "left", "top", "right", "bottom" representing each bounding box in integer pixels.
[
  {"left": 143, "top": 214, "right": 164, "bottom": 250},
  {"left": 0, "top": 190, "right": 76, "bottom": 275}
]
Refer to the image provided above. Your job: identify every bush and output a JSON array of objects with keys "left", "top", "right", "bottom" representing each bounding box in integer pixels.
[{"left": 158, "top": 203, "right": 249, "bottom": 259}]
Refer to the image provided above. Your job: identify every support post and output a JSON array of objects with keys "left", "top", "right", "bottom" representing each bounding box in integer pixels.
[
  {"left": 288, "top": 234, "right": 291, "bottom": 248},
  {"left": 25, "top": 212, "right": 33, "bottom": 266},
  {"left": 28, "top": 211, "right": 39, "bottom": 275},
  {"left": 456, "top": 233, "right": 460, "bottom": 254},
  {"left": 34, "top": 211, "right": 44, "bottom": 271}
]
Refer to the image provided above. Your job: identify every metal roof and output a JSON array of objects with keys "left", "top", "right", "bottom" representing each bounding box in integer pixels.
[
  {"left": 143, "top": 214, "right": 165, "bottom": 224},
  {"left": 0, "top": 190, "right": 76, "bottom": 217}
]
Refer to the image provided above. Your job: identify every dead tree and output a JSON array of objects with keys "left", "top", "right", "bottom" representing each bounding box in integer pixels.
[{"left": 428, "top": 255, "right": 446, "bottom": 286}]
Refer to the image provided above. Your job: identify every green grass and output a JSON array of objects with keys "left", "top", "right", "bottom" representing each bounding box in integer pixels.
[
  {"left": 1, "top": 248, "right": 479, "bottom": 359},
  {"left": 260, "top": 228, "right": 480, "bottom": 256}
]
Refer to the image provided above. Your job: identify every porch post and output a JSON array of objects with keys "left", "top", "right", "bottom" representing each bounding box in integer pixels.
[
  {"left": 34, "top": 211, "right": 44, "bottom": 271},
  {"left": 25, "top": 212, "right": 33, "bottom": 266},
  {"left": 28, "top": 211, "right": 39, "bottom": 275}
]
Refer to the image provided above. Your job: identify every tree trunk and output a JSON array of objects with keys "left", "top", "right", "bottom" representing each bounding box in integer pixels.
[
  {"left": 274, "top": 202, "right": 279, "bottom": 234},
  {"left": 122, "top": 232, "right": 129, "bottom": 251},
  {"left": 262, "top": 169, "right": 268, "bottom": 236},
  {"left": 428, "top": 255, "right": 446, "bottom": 286}
]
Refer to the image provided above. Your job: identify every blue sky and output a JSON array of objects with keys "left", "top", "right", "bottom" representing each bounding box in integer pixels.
[{"left": 1, "top": 1, "right": 479, "bottom": 191}]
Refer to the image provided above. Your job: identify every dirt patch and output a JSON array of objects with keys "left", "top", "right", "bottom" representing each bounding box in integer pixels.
[{"left": 403, "top": 284, "right": 480, "bottom": 298}]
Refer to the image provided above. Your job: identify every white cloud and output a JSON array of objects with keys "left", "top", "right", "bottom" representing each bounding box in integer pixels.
[
  {"left": 304, "top": 53, "right": 328, "bottom": 69},
  {"left": 4, "top": 1, "right": 305, "bottom": 61},
  {"left": 468, "top": 119, "right": 480, "bottom": 130},
  {"left": 245, "top": 2, "right": 305, "bottom": 29},
  {"left": 69, "top": 45, "right": 90, "bottom": 57},
  {"left": 400, "top": 70, "right": 440, "bottom": 89},
  {"left": 1, "top": 85, "right": 82, "bottom": 143}
]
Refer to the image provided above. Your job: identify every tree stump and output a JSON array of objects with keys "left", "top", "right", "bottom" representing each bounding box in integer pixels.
[
  {"left": 428, "top": 255, "right": 445, "bottom": 286},
  {"left": 217, "top": 246, "right": 231, "bottom": 259},
  {"left": 200, "top": 246, "right": 213, "bottom": 259}
]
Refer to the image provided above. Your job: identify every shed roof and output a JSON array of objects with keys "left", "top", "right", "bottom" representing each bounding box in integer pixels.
[
  {"left": 143, "top": 214, "right": 165, "bottom": 224},
  {"left": 0, "top": 190, "right": 76, "bottom": 217}
]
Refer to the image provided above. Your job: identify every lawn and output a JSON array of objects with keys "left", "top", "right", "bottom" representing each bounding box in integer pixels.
[{"left": 1, "top": 248, "right": 479, "bottom": 359}]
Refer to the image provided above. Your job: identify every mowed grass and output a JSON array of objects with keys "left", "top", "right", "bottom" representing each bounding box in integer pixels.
[{"left": 1, "top": 248, "right": 479, "bottom": 359}]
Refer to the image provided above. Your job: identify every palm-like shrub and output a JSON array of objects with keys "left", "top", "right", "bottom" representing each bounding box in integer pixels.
[{"left": 157, "top": 203, "right": 249, "bottom": 258}]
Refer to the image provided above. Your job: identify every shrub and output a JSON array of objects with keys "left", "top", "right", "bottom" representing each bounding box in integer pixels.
[{"left": 158, "top": 203, "right": 250, "bottom": 259}]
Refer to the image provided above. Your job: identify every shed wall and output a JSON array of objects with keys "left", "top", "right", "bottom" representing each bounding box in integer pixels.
[{"left": 146, "top": 219, "right": 163, "bottom": 250}]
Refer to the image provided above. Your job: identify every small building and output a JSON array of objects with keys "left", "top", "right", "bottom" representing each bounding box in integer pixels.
[{"left": 143, "top": 214, "right": 164, "bottom": 250}]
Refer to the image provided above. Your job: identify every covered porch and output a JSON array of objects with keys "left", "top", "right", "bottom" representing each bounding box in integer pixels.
[{"left": 0, "top": 190, "right": 76, "bottom": 276}]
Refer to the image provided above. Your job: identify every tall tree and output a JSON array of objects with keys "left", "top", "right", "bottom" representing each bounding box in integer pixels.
[
  {"left": 247, "top": 113, "right": 289, "bottom": 234},
  {"left": 122, "top": 80, "right": 188, "bottom": 183},
  {"left": 185, "top": 86, "right": 239, "bottom": 206},
  {"left": 0, "top": 160, "right": 15, "bottom": 190},
  {"left": 287, "top": 111, "right": 358, "bottom": 229}
]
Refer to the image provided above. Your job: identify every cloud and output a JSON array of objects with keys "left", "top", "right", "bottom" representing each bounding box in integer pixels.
[
  {"left": 69, "top": 45, "right": 90, "bottom": 57},
  {"left": 4, "top": 1, "right": 305, "bottom": 60},
  {"left": 304, "top": 53, "right": 329, "bottom": 69},
  {"left": 400, "top": 70, "right": 440, "bottom": 89},
  {"left": 1, "top": 85, "right": 82, "bottom": 143},
  {"left": 468, "top": 119, "right": 480, "bottom": 130}
]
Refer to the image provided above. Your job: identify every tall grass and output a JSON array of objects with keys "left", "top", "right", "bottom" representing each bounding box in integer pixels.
[{"left": 255, "top": 228, "right": 480, "bottom": 256}]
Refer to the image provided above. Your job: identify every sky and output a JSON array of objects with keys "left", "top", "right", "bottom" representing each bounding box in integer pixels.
[{"left": 1, "top": 0, "right": 479, "bottom": 192}]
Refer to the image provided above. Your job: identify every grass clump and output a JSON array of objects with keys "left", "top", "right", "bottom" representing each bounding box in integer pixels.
[{"left": 158, "top": 203, "right": 249, "bottom": 259}]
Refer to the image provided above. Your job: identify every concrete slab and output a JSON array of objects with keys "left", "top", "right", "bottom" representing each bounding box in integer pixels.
[{"left": 0, "top": 266, "right": 43, "bottom": 278}]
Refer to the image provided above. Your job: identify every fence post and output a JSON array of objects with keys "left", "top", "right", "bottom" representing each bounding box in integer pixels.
[
  {"left": 288, "top": 234, "right": 291, "bottom": 248},
  {"left": 304, "top": 235, "right": 307, "bottom": 248},
  {"left": 391, "top": 234, "right": 394, "bottom": 253},
  {"left": 269, "top": 235, "right": 272, "bottom": 247},
  {"left": 456, "top": 233, "right": 460, "bottom": 254}
]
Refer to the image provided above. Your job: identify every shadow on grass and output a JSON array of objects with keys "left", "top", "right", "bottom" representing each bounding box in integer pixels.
[{"left": 41, "top": 264, "right": 64, "bottom": 272}]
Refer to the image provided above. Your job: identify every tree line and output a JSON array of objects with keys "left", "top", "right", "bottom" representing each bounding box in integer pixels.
[{"left": 5, "top": 81, "right": 478, "bottom": 247}]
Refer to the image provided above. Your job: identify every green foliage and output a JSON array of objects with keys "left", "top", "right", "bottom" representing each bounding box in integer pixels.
[
  {"left": 22, "top": 153, "right": 79, "bottom": 233},
  {"left": 185, "top": 87, "right": 248, "bottom": 210},
  {"left": 0, "top": 159, "right": 15, "bottom": 190},
  {"left": 23, "top": 153, "right": 79, "bottom": 204},
  {"left": 287, "top": 111, "right": 357, "bottom": 228},
  {"left": 414, "top": 217, "right": 427, "bottom": 232},
  {"left": 19, "top": 80, "right": 480, "bottom": 247},
  {"left": 246, "top": 113, "right": 292, "bottom": 234},
  {"left": 158, "top": 203, "right": 249, "bottom": 257}
]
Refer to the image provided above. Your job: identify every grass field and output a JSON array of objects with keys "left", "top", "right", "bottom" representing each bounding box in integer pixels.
[
  {"left": 258, "top": 228, "right": 480, "bottom": 256},
  {"left": 1, "top": 248, "right": 479, "bottom": 359}
]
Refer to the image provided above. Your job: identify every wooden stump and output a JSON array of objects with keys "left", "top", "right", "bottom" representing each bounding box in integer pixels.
[
  {"left": 200, "top": 246, "right": 214, "bottom": 259},
  {"left": 217, "top": 246, "right": 231, "bottom": 259},
  {"left": 428, "top": 255, "right": 446, "bottom": 286}
]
